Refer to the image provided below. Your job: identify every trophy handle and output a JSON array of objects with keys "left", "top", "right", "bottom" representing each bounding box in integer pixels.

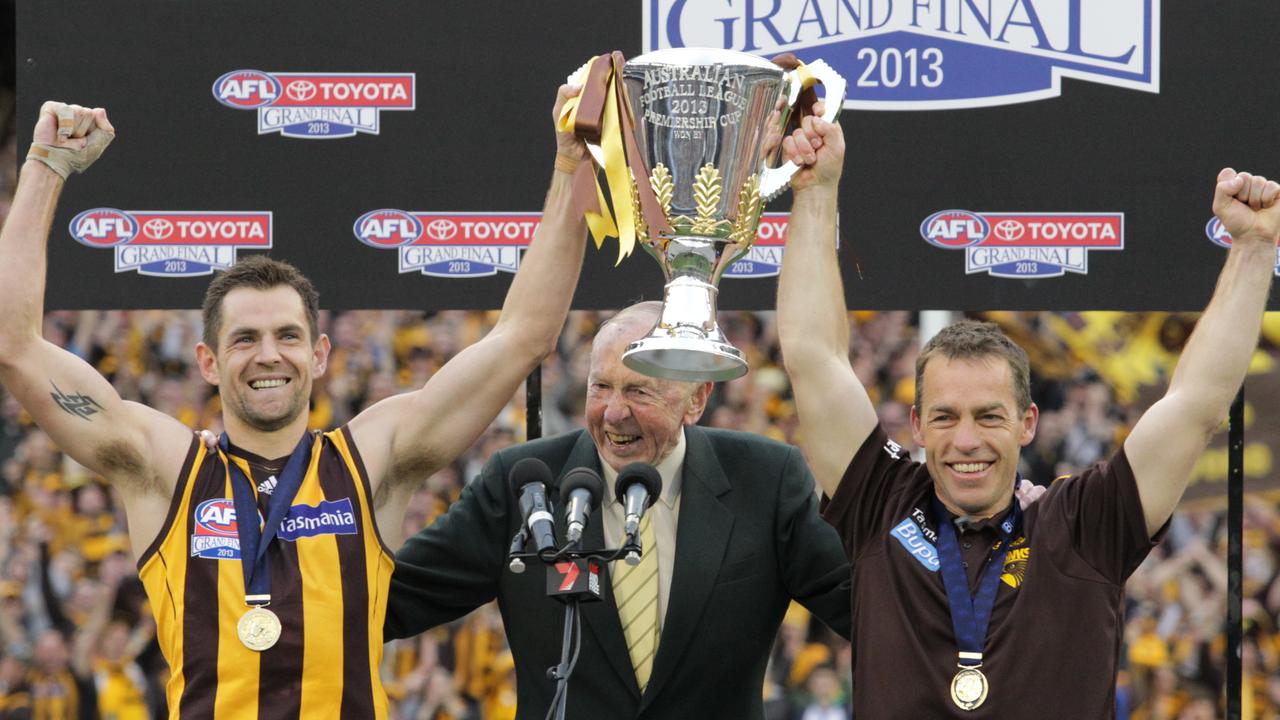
[{"left": 759, "top": 58, "right": 847, "bottom": 202}]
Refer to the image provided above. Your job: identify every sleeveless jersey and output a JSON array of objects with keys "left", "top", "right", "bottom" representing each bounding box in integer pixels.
[{"left": 137, "top": 428, "right": 394, "bottom": 719}]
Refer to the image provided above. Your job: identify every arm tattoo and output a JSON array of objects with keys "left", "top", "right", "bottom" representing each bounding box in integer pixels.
[{"left": 50, "top": 382, "right": 105, "bottom": 421}]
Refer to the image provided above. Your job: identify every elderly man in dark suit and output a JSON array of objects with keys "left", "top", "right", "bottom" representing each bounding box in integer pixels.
[{"left": 384, "top": 300, "right": 851, "bottom": 720}]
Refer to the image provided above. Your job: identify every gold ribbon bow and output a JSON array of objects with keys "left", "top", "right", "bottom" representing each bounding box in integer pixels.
[{"left": 558, "top": 52, "right": 671, "bottom": 265}]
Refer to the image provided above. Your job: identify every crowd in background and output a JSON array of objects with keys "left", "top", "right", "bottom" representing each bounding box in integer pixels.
[{"left": 1, "top": 93, "right": 1278, "bottom": 719}]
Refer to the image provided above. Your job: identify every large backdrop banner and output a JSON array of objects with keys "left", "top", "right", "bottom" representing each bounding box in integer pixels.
[{"left": 17, "top": 1, "right": 1280, "bottom": 311}]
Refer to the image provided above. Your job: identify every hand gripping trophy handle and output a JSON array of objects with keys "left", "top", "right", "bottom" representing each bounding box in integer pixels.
[{"left": 759, "top": 58, "right": 848, "bottom": 202}]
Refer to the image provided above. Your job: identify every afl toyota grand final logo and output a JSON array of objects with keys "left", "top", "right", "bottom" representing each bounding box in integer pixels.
[
  {"left": 213, "top": 70, "right": 415, "bottom": 138},
  {"left": 353, "top": 210, "right": 806, "bottom": 279},
  {"left": 354, "top": 211, "right": 531, "bottom": 278},
  {"left": 646, "top": 0, "right": 1159, "bottom": 110},
  {"left": 70, "top": 210, "right": 272, "bottom": 277},
  {"left": 921, "top": 210, "right": 1123, "bottom": 278}
]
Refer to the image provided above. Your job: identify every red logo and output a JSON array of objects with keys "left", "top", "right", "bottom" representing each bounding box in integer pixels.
[
  {"left": 426, "top": 218, "right": 458, "bottom": 241},
  {"left": 555, "top": 562, "right": 580, "bottom": 592},
  {"left": 286, "top": 80, "right": 317, "bottom": 102},
  {"left": 69, "top": 209, "right": 138, "bottom": 247},
  {"left": 992, "top": 219, "right": 1025, "bottom": 242},
  {"left": 194, "top": 499, "right": 239, "bottom": 537},
  {"left": 142, "top": 218, "right": 174, "bottom": 240},
  {"left": 212, "top": 70, "right": 281, "bottom": 109},
  {"left": 920, "top": 210, "right": 990, "bottom": 248}
]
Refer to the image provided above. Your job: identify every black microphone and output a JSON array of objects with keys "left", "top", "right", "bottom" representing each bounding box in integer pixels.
[
  {"left": 510, "top": 457, "right": 556, "bottom": 555},
  {"left": 560, "top": 468, "right": 604, "bottom": 544},
  {"left": 615, "top": 463, "right": 663, "bottom": 537}
]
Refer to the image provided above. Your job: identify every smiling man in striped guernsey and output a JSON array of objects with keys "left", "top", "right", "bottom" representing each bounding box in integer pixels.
[{"left": 0, "top": 89, "right": 589, "bottom": 719}]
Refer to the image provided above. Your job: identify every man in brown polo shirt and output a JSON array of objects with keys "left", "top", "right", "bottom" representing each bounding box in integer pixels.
[{"left": 773, "top": 112, "right": 1277, "bottom": 716}]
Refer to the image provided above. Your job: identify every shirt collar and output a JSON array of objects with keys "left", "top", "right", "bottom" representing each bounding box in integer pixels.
[
  {"left": 598, "top": 427, "right": 687, "bottom": 508},
  {"left": 951, "top": 502, "right": 1014, "bottom": 535}
]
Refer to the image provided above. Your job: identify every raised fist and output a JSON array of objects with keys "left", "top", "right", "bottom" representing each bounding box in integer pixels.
[
  {"left": 27, "top": 101, "right": 115, "bottom": 179},
  {"left": 1213, "top": 168, "right": 1280, "bottom": 249}
]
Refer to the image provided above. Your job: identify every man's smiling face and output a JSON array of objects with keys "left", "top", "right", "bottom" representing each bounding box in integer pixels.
[
  {"left": 199, "top": 285, "right": 328, "bottom": 433},
  {"left": 911, "top": 355, "right": 1038, "bottom": 519},
  {"left": 585, "top": 315, "right": 709, "bottom": 473}
]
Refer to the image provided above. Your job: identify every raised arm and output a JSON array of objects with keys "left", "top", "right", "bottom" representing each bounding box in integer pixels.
[
  {"left": 1125, "top": 168, "right": 1278, "bottom": 537},
  {"left": 0, "top": 103, "right": 190, "bottom": 496},
  {"left": 776, "top": 116, "right": 876, "bottom": 496},
  {"left": 350, "top": 86, "right": 589, "bottom": 534}
]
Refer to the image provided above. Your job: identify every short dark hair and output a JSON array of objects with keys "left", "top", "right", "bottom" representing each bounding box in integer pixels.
[
  {"left": 201, "top": 255, "right": 320, "bottom": 349},
  {"left": 914, "top": 320, "right": 1032, "bottom": 413}
]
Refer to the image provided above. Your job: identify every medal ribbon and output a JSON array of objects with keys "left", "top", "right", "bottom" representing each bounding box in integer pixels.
[
  {"left": 222, "top": 432, "right": 315, "bottom": 607},
  {"left": 931, "top": 490, "right": 1022, "bottom": 669}
]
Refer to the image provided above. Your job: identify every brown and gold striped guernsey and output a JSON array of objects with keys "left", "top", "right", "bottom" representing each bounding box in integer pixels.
[{"left": 137, "top": 428, "right": 393, "bottom": 720}]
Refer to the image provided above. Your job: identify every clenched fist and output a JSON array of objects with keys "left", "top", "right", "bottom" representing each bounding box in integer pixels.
[{"left": 27, "top": 101, "right": 115, "bottom": 179}]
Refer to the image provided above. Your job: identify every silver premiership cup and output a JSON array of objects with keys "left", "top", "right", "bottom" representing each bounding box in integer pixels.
[{"left": 613, "top": 48, "right": 845, "bottom": 382}]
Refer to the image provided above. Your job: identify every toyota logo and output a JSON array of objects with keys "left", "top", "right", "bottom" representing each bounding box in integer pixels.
[
  {"left": 286, "top": 80, "right": 317, "bottom": 102},
  {"left": 992, "top": 219, "right": 1024, "bottom": 242},
  {"left": 426, "top": 219, "right": 457, "bottom": 241},
  {"left": 143, "top": 218, "right": 174, "bottom": 240}
]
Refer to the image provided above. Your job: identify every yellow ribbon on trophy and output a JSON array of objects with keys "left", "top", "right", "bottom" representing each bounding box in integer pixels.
[{"left": 558, "top": 52, "right": 671, "bottom": 265}]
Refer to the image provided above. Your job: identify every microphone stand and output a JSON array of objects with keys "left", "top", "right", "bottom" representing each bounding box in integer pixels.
[{"left": 509, "top": 535, "right": 641, "bottom": 720}]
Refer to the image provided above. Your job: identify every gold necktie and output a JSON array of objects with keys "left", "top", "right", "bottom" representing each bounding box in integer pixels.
[{"left": 614, "top": 513, "right": 659, "bottom": 692}]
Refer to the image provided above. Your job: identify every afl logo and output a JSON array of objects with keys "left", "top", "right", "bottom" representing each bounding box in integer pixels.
[
  {"left": 920, "top": 210, "right": 989, "bottom": 249},
  {"left": 69, "top": 209, "right": 138, "bottom": 247},
  {"left": 212, "top": 70, "right": 281, "bottom": 109},
  {"left": 353, "top": 209, "right": 423, "bottom": 248},
  {"left": 1205, "top": 218, "right": 1232, "bottom": 248},
  {"left": 194, "top": 499, "right": 239, "bottom": 537}
]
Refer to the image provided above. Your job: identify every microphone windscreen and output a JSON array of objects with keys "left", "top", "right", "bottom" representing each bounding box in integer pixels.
[
  {"left": 508, "top": 457, "right": 553, "bottom": 494},
  {"left": 561, "top": 467, "right": 605, "bottom": 511},
  {"left": 615, "top": 462, "right": 662, "bottom": 507}
]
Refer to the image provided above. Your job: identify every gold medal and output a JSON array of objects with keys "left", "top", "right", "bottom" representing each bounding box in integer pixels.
[
  {"left": 237, "top": 606, "right": 282, "bottom": 651},
  {"left": 950, "top": 666, "right": 988, "bottom": 711}
]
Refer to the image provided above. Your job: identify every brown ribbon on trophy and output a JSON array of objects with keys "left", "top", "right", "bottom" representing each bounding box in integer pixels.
[{"left": 558, "top": 51, "right": 672, "bottom": 264}]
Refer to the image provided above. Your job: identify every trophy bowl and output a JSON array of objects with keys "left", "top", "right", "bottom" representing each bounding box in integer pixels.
[
  {"left": 611, "top": 48, "right": 845, "bottom": 382},
  {"left": 568, "top": 44, "right": 844, "bottom": 381}
]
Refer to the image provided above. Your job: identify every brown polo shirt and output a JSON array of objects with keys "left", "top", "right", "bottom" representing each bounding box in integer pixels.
[{"left": 823, "top": 426, "right": 1161, "bottom": 719}]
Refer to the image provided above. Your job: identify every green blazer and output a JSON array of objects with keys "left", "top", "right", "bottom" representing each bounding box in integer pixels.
[{"left": 385, "top": 425, "right": 851, "bottom": 720}]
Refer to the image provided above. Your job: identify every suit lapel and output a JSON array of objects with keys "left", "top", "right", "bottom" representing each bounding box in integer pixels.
[
  {"left": 554, "top": 431, "right": 641, "bottom": 699},
  {"left": 640, "top": 425, "right": 733, "bottom": 709}
]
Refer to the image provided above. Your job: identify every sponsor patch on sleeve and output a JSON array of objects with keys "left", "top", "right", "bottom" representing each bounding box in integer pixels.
[{"left": 891, "top": 517, "right": 940, "bottom": 571}]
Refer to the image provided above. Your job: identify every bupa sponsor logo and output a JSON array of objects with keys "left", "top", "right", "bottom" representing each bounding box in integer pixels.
[
  {"left": 353, "top": 211, "right": 535, "bottom": 278},
  {"left": 277, "top": 498, "right": 358, "bottom": 542},
  {"left": 70, "top": 210, "right": 272, "bottom": 277},
  {"left": 213, "top": 70, "right": 415, "bottom": 139},
  {"left": 890, "top": 517, "right": 940, "bottom": 571},
  {"left": 1204, "top": 217, "right": 1280, "bottom": 276},
  {"left": 920, "top": 210, "right": 1122, "bottom": 278},
  {"left": 191, "top": 498, "right": 244, "bottom": 560},
  {"left": 645, "top": 0, "right": 1159, "bottom": 110}
]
